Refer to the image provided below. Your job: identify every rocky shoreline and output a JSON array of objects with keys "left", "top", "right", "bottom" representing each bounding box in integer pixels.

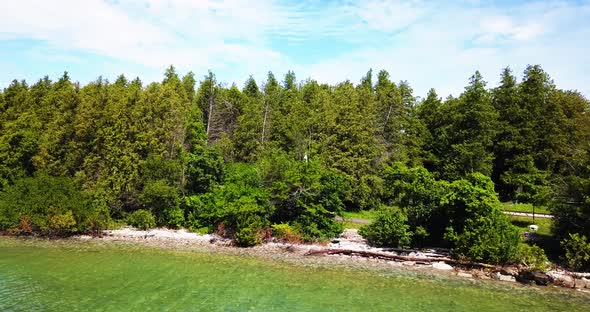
[{"left": 74, "top": 227, "right": 590, "bottom": 293}]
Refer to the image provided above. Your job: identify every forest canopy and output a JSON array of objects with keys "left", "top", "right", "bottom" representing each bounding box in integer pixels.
[{"left": 0, "top": 65, "right": 589, "bottom": 265}]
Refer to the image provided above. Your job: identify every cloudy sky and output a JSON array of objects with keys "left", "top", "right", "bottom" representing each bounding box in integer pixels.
[{"left": 1, "top": 0, "right": 589, "bottom": 98}]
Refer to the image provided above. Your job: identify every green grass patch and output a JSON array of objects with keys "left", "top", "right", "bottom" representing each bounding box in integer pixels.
[
  {"left": 509, "top": 215, "right": 553, "bottom": 236},
  {"left": 501, "top": 202, "right": 550, "bottom": 214},
  {"left": 339, "top": 210, "right": 376, "bottom": 229},
  {"left": 339, "top": 221, "right": 365, "bottom": 229},
  {"left": 341, "top": 209, "right": 377, "bottom": 221}
]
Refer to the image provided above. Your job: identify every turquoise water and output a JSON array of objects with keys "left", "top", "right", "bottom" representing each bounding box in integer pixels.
[{"left": 0, "top": 238, "right": 588, "bottom": 311}]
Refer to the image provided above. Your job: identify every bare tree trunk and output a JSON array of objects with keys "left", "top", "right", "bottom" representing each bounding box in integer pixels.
[
  {"left": 306, "top": 249, "right": 499, "bottom": 270},
  {"left": 384, "top": 104, "right": 393, "bottom": 128},
  {"left": 206, "top": 84, "right": 214, "bottom": 145},
  {"left": 261, "top": 99, "right": 268, "bottom": 146}
]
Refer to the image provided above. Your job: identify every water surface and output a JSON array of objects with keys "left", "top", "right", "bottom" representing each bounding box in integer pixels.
[{"left": 0, "top": 237, "right": 588, "bottom": 311}]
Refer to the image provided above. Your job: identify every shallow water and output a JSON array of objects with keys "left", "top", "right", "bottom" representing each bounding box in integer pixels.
[{"left": 0, "top": 237, "right": 588, "bottom": 311}]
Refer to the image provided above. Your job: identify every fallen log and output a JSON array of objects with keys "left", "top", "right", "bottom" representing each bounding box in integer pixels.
[{"left": 305, "top": 248, "right": 499, "bottom": 270}]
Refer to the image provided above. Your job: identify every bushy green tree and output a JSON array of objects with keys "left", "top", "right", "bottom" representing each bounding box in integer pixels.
[
  {"left": 259, "top": 149, "right": 345, "bottom": 241},
  {"left": 0, "top": 175, "right": 106, "bottom": 235},
  {"left": 127, "top": 209, "right": 156, "bottom": 230},
  {"left": 441, "top": 174, "right": 521, "bottom": 264},
  {"left": 561, "top": 233, "right": 590, "bottom": 271},
  {"left": 359, "top": 206, "right": 412, "bottom": 248},
  {"left": 184, "top": 163, "right": 271, "bottom": 245}
]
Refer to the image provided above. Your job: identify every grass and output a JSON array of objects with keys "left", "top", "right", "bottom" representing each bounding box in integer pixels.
[
  {"left": 339, "top": 209, "right": 377, "bottom": 229},
  {"left": 341, "top": 209, "right": 377, "bottom": 220},
  {"left": 509, "top": 215, "right": 553, "bottom": 236},
  {"left": 339, "top": 208, "right": 555, "bottom": 237},
  {"left": 339, "top": 221, "right": 366, "bottom": 229},
  {"left": 501, "top": 202, "right": 550, "bottom": 214}
]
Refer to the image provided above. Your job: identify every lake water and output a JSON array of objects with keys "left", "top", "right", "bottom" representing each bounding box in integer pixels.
[{"left": 0, "top": 237, "right": 588, "bottom": 311}]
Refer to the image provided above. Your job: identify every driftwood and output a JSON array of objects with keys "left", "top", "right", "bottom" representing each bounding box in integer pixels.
[{"left": 305, "top": 248, "right": 499, "bottom": 270}]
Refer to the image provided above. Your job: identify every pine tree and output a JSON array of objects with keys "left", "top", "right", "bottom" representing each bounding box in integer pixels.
[{"left": 439, "top": 71, "right": 498, "bottom": 180}]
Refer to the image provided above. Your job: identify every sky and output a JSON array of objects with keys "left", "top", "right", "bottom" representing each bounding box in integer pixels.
[{"left": 0, "top": 0, "right": 589, "bottom": 98}]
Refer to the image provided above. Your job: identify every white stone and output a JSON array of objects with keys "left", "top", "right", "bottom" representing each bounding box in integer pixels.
[
  {"left": 432, "top": 261, "right": 453, "bottom": 271},
  {"left": 497, "top": 273, "right": 516, "bottom": 282}
]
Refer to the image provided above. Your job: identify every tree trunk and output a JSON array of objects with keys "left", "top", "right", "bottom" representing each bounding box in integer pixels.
[{"left": 261, "top": 99, "right": 269, "bottom": 146}]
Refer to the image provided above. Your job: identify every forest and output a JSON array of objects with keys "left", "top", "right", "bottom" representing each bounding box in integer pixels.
[{"left": 0, "top": 65, "right": 589, "bottom": 270}]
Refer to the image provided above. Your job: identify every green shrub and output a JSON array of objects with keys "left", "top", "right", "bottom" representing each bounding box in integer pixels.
[
  {"left": 436, "top": 174, "right": 521, "bottom": 264},
  {"left": 187, "top": 163, "right": 272, "bottom": 246},
  {"left": 233, "top": 214, "right": 263, "bottom": 247},
  {"left": 515, "top": 244, "right": 549, "bottom": 272},
  {"left": 164, "top": 206, "right": 185, "bottom": 228},
  {"left": 127, "top": 210, "right": 156, "bottom": 230},
  {"left": 260, "top": 152, "right": 346, "bottom": 242},
  {"left": 82, "top": 204, "right": 112, "bottom": 236},
  {"left": 271, "top": 223, "right": 302, "bottom": 243},
  {"left": 562, "top": 233, "right": 590, "bottom": 271},
  {"left": 48, "top": 209, "right": 77, "bottom": 235},
  {"left": 139, "top": 179, "right": 180, "bottom": 226},
  {"left": 0, "top": 175, "right": 96, "bottom": 235},
  {"left": 359, "top": 206, "right": 412, "bottom": 248}
]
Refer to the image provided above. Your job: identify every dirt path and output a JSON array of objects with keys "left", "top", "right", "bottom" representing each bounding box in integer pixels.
[
  {"left": 336, "top": 211, "right": 554, "bottom": 225},
  {"left": 503, "top": 211, "right": 554, "bottom": 218},
  {"left": 334, "top": 216, "right": 371, "bottom": 224}
]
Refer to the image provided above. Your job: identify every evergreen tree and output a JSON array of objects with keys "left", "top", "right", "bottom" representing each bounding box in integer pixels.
[{"left": 439, "top": 71, "right": 498, "bottom": 180}]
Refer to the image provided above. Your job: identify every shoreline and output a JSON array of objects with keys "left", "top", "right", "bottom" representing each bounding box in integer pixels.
[
  {"left": 85, "top": 227, "right": 590, "bottom": 293},
  {"left": 3, "top": 227, "right": 590, "bottom": 294}
]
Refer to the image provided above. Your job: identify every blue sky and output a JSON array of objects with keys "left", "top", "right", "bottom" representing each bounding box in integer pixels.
[{"left": 1, "top": 0, "right": 589, "bottom": 98}]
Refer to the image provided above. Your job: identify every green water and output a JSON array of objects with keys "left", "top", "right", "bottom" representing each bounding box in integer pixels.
[{"left": 0, "top": 238, "right": 588, "bottom": 311}]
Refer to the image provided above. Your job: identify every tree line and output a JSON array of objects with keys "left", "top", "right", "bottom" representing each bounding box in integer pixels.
[{"left": 0, "top": 65, "right": 588, "bottom": 268}]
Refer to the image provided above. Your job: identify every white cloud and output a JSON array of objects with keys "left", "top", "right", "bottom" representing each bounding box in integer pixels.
[
  {"left": 352, "top": 0, "right": 428, "bottom": 32},
  {"left": 0, "top": 0, "right": 588, "bottom": 97},
  {"left": 478, "top": 16, "right": 543, "bottom": 43},
  {"left": 302, "top": 1, "right": 590, "bottom": 98}
]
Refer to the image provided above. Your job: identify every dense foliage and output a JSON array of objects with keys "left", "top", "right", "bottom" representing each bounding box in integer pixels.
[
  {"left": 0, "top": 175, "right": 110, "bottom": 236},
  {"left": 0, "top": 65, "right": 589, "bottom": 265},
  {"left": 359, "top": 206, "right": 412, "bottom": 248}
]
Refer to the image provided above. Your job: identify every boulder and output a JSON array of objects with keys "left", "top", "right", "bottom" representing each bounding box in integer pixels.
[
  {"left": 575, "top": 277, "right": 590, "bottom": 289},
  {"left": 432, "top": 261, "right": 453, "bottom": 271},
  {"left": 500, "top": 266, "right": 519, "bottom": 277},
  {"left": 517, "top": 271, "right": 553, "bottom": 286},
  {"left": 547, "top": 271, "right": 575, "bottom": 288},
  {"left": 493, "top": 272, "right": 516, "bottom": 282}
]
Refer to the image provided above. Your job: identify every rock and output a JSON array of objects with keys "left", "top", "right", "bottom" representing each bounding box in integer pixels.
[
  {"left": 457, "top": 272, "right": 472, "bottom": 278},
  {"left": 575, "top": 277, "right": 590, "bottom": 289},
  {"left": 499, "top": 274, "right": 516, "bottom": 282},
  {"left": 547, "top": 271, "right": 575, "bottom": 288},
  {"left": 492, "top": 272, "right": 516, "bottom": 282},
  {"left": 432, "top": 261, "right": 453, "bottom": 271},
  {"left": 340, "top": 229, "right": 361, "bottom": 240},
  {"left": 402, "top": 261, "right": 415, "bottom": 266},
  {"left": 517, "top": 271, "right": 553, "bottom": 286},
  {"left": 500, "top": 266, "right": 518, "bottom": 277}
]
